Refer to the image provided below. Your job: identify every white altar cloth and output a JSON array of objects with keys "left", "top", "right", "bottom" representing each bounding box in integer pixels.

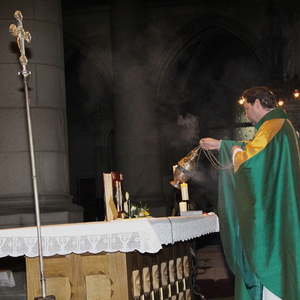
[{"left": 0, "top": 213, "right": 219, "bottom": 258}]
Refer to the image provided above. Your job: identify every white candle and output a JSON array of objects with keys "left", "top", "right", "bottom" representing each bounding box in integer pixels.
[
  {"left": 180, "top": 183, "right": 189, "bottom": 201},
  {"left": 179, "top": 201, "right": 187, "bottom": 212}
]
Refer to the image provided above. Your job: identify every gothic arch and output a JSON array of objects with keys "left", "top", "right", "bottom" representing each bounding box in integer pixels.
[
  {"left": 155, "top": 15, "right": 266, "bottom": 209},
  {"left": 156, "top": 15, "right": 266, "bottom": 103}
]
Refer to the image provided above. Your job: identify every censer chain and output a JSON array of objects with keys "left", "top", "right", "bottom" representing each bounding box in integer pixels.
[{"left": 201, "top": 148, "right": 232, "bottom": 170}]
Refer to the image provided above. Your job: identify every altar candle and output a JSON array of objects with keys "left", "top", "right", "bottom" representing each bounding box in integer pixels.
[
  {"left": 179, "top": 201, "right": 187, "bottom": 213},
  {"left": 180, "top": 183, "right": 189, "bottom": 201}
]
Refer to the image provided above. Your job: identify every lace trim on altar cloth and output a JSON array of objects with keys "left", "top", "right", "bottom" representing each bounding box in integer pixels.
[{"left": 0, "top": 214, "right": 219, "bottom": 257}]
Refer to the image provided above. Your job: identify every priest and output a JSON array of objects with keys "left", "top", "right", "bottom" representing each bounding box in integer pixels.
[{"left": 199, "top": 86, "right": 300, "bottom": 300}]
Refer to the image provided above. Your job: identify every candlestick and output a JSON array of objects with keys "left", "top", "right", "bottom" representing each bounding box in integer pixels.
[{"left": 125, "top": 192, "right": 131, "bottom": 218}]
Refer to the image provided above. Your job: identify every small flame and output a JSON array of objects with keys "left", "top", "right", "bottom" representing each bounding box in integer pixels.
[
  {"left": 238, "top": 97, "right": 246, "bottom": 105},
  {"left": 277, "top": 99, "right": 285, "bottom": 106},
  {"left": 293, "top": 89, "right": 300, "bottom": 99}
]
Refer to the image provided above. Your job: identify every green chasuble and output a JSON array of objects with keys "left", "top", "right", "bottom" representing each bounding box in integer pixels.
[{"left": 219, "top": 108, "right": 300, "bottom": 300}]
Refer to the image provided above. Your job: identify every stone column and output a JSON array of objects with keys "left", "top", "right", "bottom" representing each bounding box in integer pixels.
[
  {"left": 111, "top": 0, "right": 166, "bottom": 215},
  {"left": 0, "top": 0, "right": 82, "bottom": 227}
]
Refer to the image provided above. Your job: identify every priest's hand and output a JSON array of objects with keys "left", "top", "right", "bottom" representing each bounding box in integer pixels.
[
  {"left": 199, "top": 138, "right": 221, "bottom": 150},
  {"left": 232, "top": 145, "right": 242, "bottom": 153}
]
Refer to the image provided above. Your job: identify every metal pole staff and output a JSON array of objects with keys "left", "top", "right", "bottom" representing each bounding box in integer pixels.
[{"left": 9, "top": 10, "right": 55, "bottom": 300}]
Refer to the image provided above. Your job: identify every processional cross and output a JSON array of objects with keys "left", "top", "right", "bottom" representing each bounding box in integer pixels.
[
  {"left": 9, "top": 10, "right": 31, "bottom": 77},
  {"left": 9, "top": 10, "right": 55, "bottom": 300}
]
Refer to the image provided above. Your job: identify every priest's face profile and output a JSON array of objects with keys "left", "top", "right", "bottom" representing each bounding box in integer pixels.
[
  {"left": 243, "top": 100, "right": 261, "bottom": 124},
  {"left": 243, "top": 101, "right": 257, "bottom": 123}
]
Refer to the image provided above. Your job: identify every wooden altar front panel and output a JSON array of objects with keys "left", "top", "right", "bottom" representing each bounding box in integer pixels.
[{"left": 26, "top": 242, "right": 192, "bottom": 300}]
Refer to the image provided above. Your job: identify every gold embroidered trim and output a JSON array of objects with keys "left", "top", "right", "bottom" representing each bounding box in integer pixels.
[{"left": 234, "top": 119, "right": 285, "bottom": 172}]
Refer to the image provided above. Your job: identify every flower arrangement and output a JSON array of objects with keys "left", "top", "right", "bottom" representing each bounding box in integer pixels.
[{"left": 130, "top": 202, "right": 150, "bottom": 218}]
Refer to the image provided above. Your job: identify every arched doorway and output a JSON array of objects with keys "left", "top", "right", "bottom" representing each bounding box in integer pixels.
[{"left": 156, "top": 17, "right": 266, "bottom": 211}]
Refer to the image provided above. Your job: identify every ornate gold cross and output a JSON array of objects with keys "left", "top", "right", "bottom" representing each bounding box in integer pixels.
[{"left": 9, "top": 10, "right": 31, "bottom": 77}]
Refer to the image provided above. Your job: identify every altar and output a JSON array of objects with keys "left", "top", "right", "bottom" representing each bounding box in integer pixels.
[{"left": 0, "top": 214, "right": 219, "bottom": 300}]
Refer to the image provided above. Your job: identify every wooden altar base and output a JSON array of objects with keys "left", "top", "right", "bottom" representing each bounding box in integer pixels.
[{"left": 26, "top": 241, "right": 192, "bottom": 300}]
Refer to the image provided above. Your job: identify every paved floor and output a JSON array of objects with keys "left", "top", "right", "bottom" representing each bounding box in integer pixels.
[{"left": 194, "top": 242, "right": 234, "bottom": 300}]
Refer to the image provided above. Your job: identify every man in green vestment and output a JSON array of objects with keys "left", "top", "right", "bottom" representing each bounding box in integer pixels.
[{"left": 199, "top": 86, "right": 300, "bottom": 300}]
